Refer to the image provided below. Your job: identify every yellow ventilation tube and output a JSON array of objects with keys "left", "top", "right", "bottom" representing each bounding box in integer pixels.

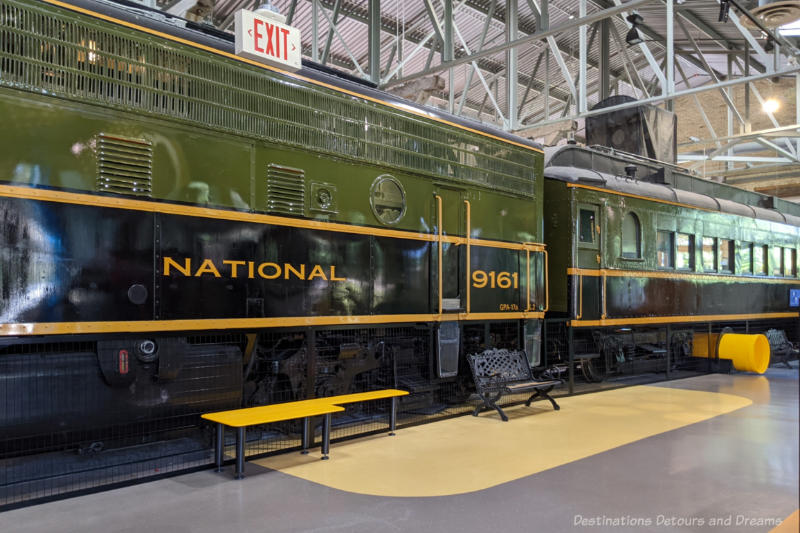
[{"left": 692, "top": 333, "right": 771, "bottom": 374}]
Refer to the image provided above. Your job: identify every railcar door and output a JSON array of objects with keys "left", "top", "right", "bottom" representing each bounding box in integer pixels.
[
  {"left": 433, "top": 185, "right": 465, "bottom": 312},
  {"left": 575, "top": 202, "right": 603, "bottom": 320},
  {"left": 576, "top": 203, "right": 601, "bottom": 268},
  {"left": 432, "top": 186, "right": 465, "bottom": 379}
]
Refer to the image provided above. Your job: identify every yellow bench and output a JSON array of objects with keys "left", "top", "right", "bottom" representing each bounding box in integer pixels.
[{"left": 202, "top": 389, "right": 408, "bottom": 479}]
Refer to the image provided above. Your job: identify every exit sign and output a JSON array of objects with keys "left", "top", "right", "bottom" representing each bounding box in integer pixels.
[{"left": 234, "top": 9, "right": 301, "bottom": 72}]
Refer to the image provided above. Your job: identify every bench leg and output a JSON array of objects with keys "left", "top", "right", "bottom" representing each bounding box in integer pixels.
[
  {"left": 301, "top": 416, "right": 310, "bottom": 454},
  {"left": 234, "top": 427, "right": 245, "bottom": 479},
  {"left": 524, "top": 390, "right": 540, "bottom": 406},
  {"left": 542, "top": 388, "right": 560, "bottom": 411},
  {"left": 525, "top": 386, "right": 560, "bottom": 411},
  {"left": 321, "top": 413, "right": 331, "bottom": 460},
  {"left": 473, "top": 392, "right": 508, "bottom": 422},
  {"left": 214, "top": 424, "right": 224, "bottom": 472},
  {"left": 389, "top": 396, "right": 397, "bottom": 436},
  {"left": 489, "top": 399, "right": 508, "bottom": 421}
]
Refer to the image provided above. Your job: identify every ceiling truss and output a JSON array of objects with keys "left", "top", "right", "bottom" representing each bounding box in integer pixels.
[{"left": 160, "top": 0, "right": 800, "bottom": 191}]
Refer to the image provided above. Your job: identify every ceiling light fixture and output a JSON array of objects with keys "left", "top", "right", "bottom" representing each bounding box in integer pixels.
[
  {"left": 763, "top": 98, "right": 780, "bottom": 114},
  {"left": 718, "top": 0, "right": 730, "bottom": 23},
  {"left": 625, "top": 13, "right": 644, "bottom": 46}
]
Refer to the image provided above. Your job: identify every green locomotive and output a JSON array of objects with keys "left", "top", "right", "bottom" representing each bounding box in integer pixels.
[{"left": 0, "top": 0, "right": 546, "bottom": 461}]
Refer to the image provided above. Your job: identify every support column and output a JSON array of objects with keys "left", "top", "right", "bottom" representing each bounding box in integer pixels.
[
  {"left": 301, "top": 417, "right": 311, "bottom": 454},
  {"left": 745, "top": 43, "right": 751, "bottom": 134},
  {"left": 311, "top": 0, "right": 319, "bottom": 62},
  {"left": 506, "top": 0, "right": 519, "bottom": 129},
  {"left": 665, "top": 0, "right": 674, "bottom": 111},
  {"left": 578, "top": 0, "right": 587, "bottom": 114},
  {"left": 444, "top": 0, "right": 454, "bottom": 113},
  {"left": 389, "top": 397, "right": 398, "bottom": 436},
  {"left": 368, "top": 0, "right": 381, "bottom": 84},
  {"left": 665, "top": 325, "right": 671, "bottom": 379},
  {"left": 599, "top": 19, "right": 610, "bottom": 101},
  {"left": 544, "top": 48, "right": 550, "bottom": 119},
  {"left": 727, "top": 52, "right": 734, "bottom": 171},
  {"left": 540, "top": 0, "right": 549, "bottom": 31},
  {"left": 568, "top": 324, "right": 574, "bottom": 394}
]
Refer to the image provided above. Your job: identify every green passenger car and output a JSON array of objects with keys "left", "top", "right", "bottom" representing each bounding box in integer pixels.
[{"left": 544, "top": 145, "right": 800, "bottom": 381}]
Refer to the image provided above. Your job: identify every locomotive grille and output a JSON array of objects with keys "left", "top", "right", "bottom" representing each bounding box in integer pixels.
[
  {"left": 96, "top": 134, "right": 153, "bottom": 197},
  {"left": 0, "top": 0, "right": 537, "bottom": 197},
  {"left": 266, "top": 164, "right": 305, "bottom": 215}
]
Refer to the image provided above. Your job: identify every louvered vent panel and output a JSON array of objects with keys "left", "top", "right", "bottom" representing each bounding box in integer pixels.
[
  {"left": 96, "top": 134, "right": 152, "bottom": 197},
  {"left": 267, "top": 164, "right": 305, "bottom": 215},
  {"left": 0, "top": 0, "right": 537, "bottom": 197}
]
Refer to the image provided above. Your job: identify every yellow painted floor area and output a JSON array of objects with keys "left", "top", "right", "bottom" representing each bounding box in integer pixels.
[
  {"left": 771, "top": 509, "right": 800, "bottom": 533},
  {"left": 255, "top": 385, "right": 752, "bottom": 497}
]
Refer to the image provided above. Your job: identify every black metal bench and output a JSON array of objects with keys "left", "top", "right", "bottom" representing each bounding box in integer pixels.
[
  {"left": 467, "top": 348, "right": 562, "bottom": 422},
  {"left": 765, "top": 329, "right": 799, "bottom": 368}
]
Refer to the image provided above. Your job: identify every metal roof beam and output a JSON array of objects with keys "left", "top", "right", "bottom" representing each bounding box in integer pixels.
[
  {"left": 321, "top": 0, "right": 342, "bottom": 65},
  {"left": 609, "top": 0, "right": 666, "bottom": 90},
  {"left": 678, "top": 155, "right": 792, "bottom": 163},
  {"left": 608, "top": 18, "right": 649, "bottom": 98},
  {"left": 677, "top": 124, "right": 800, "bottom": 146},
  {"left": 675, "top": 6, "right": 766, "bottom": 74},
  {"left": 592, "top": 0, "right": 726, "bottom": 80},
  {"left": 677, "top": 16, "right": 745, "bottom": 126},
  {"left": 381, "top": 0, "right": 658, "bottom": 89},
  {"left": 513, "top": 65, "right": 800, "bottom": 134},
  {"left": 422, "top": 0, "right": 446, "bottom": 46},
  {"left": 284, "top": 0, "right": 613, "bottom": 113},
  {"left": 755, "top": 138, "right": 800, "bottom": 163},
  {"left": 674, "top": 59, "right": 722, "bottom": 150},
  {"left": 451, "top": 15, "right": 507, "bottom": 122},
  {"left": 458, "top": 0, "right": 497, "bottom": 115}
]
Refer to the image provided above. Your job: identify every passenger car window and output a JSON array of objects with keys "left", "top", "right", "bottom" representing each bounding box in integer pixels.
[
  {"left": 676, "top": 233, "right": 694, "bottom": 270},
  {"left": 739, "top": 242, "right": 753, "bottom": 274},
  {"left": 754, "top": 245, "right": 767, "bottom": 275},
  {"left": 702, "top": 237, "right": 717, "bottom": 272},
  {"left": 719, "top": 239, "right": 733, "bottom": 272},
  {"left": 784, "top": 248, "right": 796, "bottom": 277},
  {"left": 656, "top": 231, "right": 674, "bottom": 269},
  {"left": 621, "top": 212, "right": 641, "bottom": 259},
  {"left": 578, "top": 209, "right": 595, "bottom": 244},
  {"left": 771, "top": 247, "right": 783, "bottom": 276}
]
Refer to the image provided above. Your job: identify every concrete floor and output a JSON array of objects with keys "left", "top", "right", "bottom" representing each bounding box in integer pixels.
[{"left": 0, "top": 366, "right": 797, "bottom": 533}]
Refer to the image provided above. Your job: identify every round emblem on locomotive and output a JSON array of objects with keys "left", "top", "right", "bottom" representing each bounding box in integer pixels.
[{"left": 369, "top": 174, "right": 406, "bottom": 225}]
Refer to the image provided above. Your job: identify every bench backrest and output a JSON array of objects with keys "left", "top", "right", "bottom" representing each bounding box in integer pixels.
[
  {"left": 467, "top": 349, "right": 532, "bottom": 391},
  {"left": 765, "top": 328, "right": 793, "bottom": 355}
]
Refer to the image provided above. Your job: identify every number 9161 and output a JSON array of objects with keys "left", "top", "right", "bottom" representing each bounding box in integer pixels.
[{"left": 471, "top": 270, "right": 519, "bottom": 289}]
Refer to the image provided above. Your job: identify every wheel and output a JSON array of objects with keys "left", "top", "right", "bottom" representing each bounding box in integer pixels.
[{"left": 580, "top": 356, "right": 607, "bottom": 383}]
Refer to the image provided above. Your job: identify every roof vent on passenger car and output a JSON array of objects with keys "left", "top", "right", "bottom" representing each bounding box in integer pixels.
[
  {"left": 266, "top": 163, "right": 306, "bottom": 215},
  {"left": 96, "top": 134, "right": 153, "bottom": 197}
]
